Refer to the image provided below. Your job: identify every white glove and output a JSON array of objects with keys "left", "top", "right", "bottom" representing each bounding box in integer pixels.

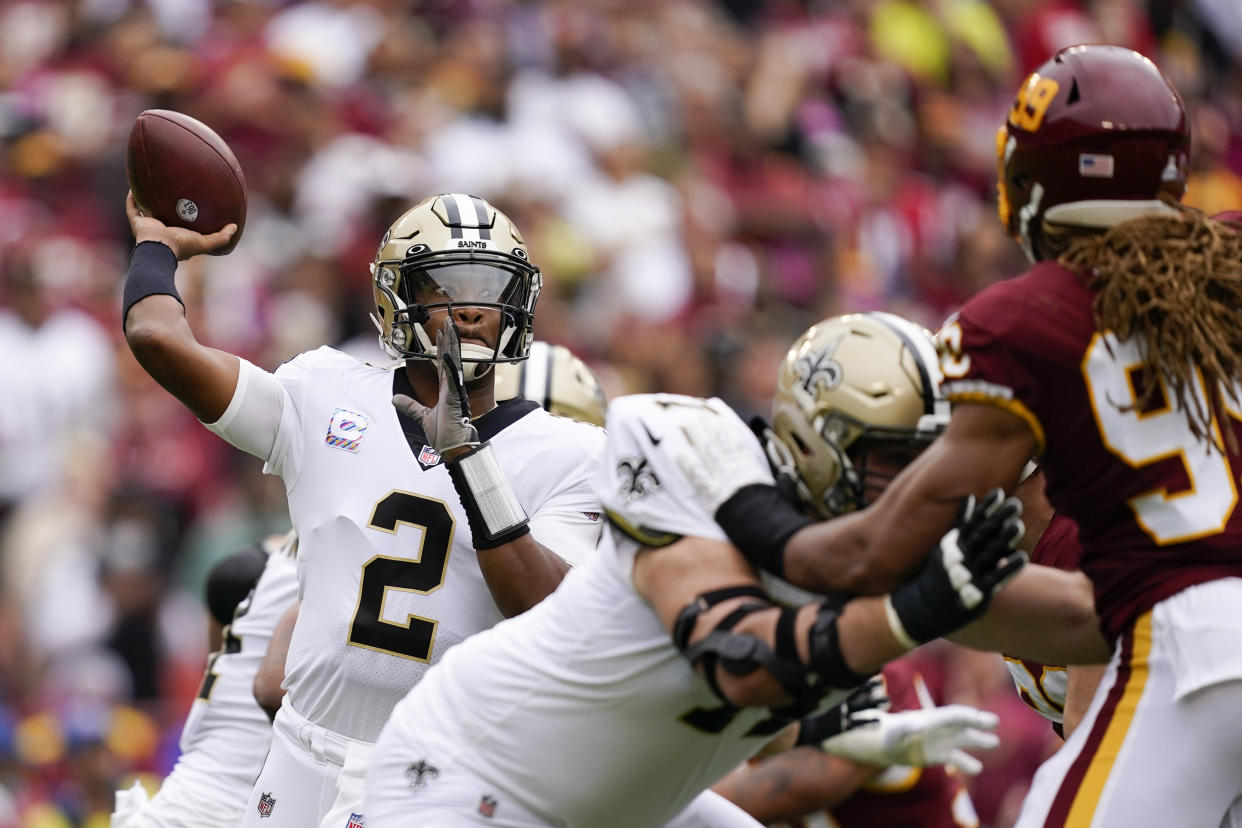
[
  {"left": 673, "top": 408, "right": 773, "bottom": 515},
  {"left": 821, "top": 703, "right": 1000, "bottom": 775},
  {"left": 111, "top": 779, "right": 151, "bottom": 827},
  {"left": 393, "top": 318, "right": 480, "bottom": 455}
]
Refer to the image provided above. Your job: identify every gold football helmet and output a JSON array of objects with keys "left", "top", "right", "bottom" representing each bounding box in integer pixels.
[
  {"left": 371, "top": 194, "right": 542, "bottom": 378},
  {"left": 769, "top": 312, "right": 949, "bottom": 517},
  {"left": 494, "top": 341, "right": 606, "bottom": 427}
]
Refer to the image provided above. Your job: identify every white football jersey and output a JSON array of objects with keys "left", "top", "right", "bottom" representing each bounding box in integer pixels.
[
  {"left": 235, "top": 347, "right": 604, "bottom": 742},
  {"left": 160, "top": 535, "right": 299, "bottom": 811},
  {"left": 381, "top": 394, "right": 846, "bottom": 827}
]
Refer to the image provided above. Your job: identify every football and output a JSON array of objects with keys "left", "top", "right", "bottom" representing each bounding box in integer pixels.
[{"left": 126, "top": 109, "right": 247, "bottom": 255}]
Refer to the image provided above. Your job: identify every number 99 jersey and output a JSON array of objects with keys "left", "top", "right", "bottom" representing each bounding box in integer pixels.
[{"left": 935, "top": 260, "right": 1242, "bottom": 642}]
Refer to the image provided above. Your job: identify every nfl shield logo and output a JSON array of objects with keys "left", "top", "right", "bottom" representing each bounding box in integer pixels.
[
  {"left": 478, "top": 795, "right": 498, "bottom": 818},
  {"left": 346, "top": 813, "right": 366, "bottom": 827},
  {"left": 418, "top": 445, "right": 441, "bottom": 467},
  {"left": 257, "top": 792, "right": 276, "bottom": 818}
]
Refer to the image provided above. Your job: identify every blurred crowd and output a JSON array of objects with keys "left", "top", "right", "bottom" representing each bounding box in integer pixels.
[{"left": 0, "top": 0, "right": 1238, "bottom": 825}]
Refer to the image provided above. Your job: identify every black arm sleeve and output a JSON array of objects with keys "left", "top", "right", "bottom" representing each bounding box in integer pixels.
[{"left": 714, "top": 484, "right": 813, "bottom": 578}]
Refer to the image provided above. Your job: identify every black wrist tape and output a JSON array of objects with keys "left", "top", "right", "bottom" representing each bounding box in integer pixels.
[
  {"left": 714, "top": 484, "right": 813, "bottom": 577},
  {"left": 123, "top": 241, "right": 181, "bottom": 328},
  {"left": 887, "top": 571, "right": 946, "bottom": 646}
]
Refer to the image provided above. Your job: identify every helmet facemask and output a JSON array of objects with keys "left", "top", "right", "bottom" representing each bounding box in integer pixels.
[
  {"left": 784, "top": 409, "right": 944, "bottom": 517},
  {"left": 770, "top": 312, "right": 949, "bottom": 519},
  {"left": 371, "top": 195, "right": 542, "bottom": 380},
  {"left": 841, "top": 420, "right": 943, "bottom": 510}
]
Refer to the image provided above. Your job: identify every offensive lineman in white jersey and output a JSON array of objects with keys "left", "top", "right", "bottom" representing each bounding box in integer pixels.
[
  {"left": 112, "top": 533, "right": 300, "bottom": 828},
  {"left": 121, "top": 192, "right": 605, "bottom": 828},
  {"left": 364, "top": 312, "right": 1111, "bottom": 828}
]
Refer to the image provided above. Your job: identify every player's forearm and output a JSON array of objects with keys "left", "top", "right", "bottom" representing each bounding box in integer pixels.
[
  {"left": 949, "top": 565, "right": 1109, "bottom": 663},
  {"left": 476, "top": 535, "right": 570, "bottom": 617},
  {"left": 782, "top": 513, "right": 907, "bottom": 595},
  {"left": 835, "top": 597, "right": 912, "bottom": 675},
  {"left": 123, "top": 249, "right": 239, "bottom": 422},
  {"left": 789, "top": 408, "right": 1039, "bottom": 598},
  {"left": 255, "top": 602, "right": 297, "bottom": 721},
  {"left": 782, "top": 450, "right": 965, "bottom": 596},
  {"left": 713, "top": 749, "right": 871, "bottom": 823}
]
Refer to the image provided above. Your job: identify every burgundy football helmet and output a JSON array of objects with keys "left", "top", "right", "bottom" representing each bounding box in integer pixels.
[{"left": 997, "top": 44, "right": 1190, "bottom": 261}]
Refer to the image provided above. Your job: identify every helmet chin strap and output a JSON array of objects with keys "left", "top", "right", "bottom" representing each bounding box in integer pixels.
[{"left": 459, "top": 343, "right": 496, "bottom": 381}]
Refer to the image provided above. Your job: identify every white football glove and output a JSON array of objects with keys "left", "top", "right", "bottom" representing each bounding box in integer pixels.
[
  {"left": 821, "top": 703, "right": 1000, "bottom": 775},
  {"left": 111, "top": 779, "right": 151, "bottom": 827},
  {"left": 672, "top": 408, "right": 773, "bottom": 515}
]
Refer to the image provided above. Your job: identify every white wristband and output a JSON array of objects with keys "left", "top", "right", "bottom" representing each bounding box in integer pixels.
[
  {"left": 454, "top": 443, "right": 528, "bottom": 537},
  {"left": 884, "top": 595, "right": 920, "bottom": 652}
]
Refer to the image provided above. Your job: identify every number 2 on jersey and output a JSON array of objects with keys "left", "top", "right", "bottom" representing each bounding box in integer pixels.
[
  {"left": 348, "top": 491, "right": 455, "bottom": 662},
  {"left": 1083, "top": 332, "right": 1242, "bottom": 544}
]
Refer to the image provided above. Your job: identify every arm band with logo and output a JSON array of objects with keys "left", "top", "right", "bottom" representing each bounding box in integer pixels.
[
  {"left": 446, "top": 442, "right": 531, "bottom": 550},
  {"left": 714, "top": 484, "right": 813, "bottom": 578},
  {"left": 122, "top": 241, "right": 182, "bottom": 328}
]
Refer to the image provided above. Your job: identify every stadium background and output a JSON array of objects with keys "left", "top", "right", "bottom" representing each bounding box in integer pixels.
[{"left": 0, "top": 0, "right": 1238, "bottom": 825}]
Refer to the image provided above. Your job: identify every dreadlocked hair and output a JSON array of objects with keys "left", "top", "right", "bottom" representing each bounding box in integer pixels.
[{"left": 1056, "top": 205, "right": 1242, "bottom": 451}]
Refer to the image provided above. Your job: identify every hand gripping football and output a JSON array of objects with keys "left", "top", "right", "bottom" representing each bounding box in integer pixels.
[{"left": 126, "top": 109, "right": 247, "bottom": 255}]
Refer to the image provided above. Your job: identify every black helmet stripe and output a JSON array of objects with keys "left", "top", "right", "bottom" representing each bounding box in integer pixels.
[
  {"left": 440, "top": 193, "right": 492, "bottom": 241},
  {"left": 867, "top": 312, "right": 934, "bottom": 415},
  {"left": 541, "top": 342, "right": 555, "bottom": 411},
  {"left": 441, "top": 194, "right": 463, "bottom": 239},
  {"left": 469, "top": 196, "right": 492, "bottom": 240}
]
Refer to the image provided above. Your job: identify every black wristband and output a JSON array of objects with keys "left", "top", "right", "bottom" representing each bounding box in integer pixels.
[
  {"left": 714, "top": 484, "right": 812, "bottom": 578},
  {"left": 445, "top": 446, "right": 531, "bottom": 550},
  {"left": 123, "top": 241, "right": 181, "bottom": 328},
  {"left": 887, "top": 554, "right": 958, "bottom": 645}
]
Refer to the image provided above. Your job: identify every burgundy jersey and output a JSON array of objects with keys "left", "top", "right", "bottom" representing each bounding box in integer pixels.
[
  {"left": 1003, "top": 513, "right": 1082, "bottom": 729},
  {"left": 938, "top": 259, "right": 1242, "bottom": 641},
  {"left": 785, "top": 660, "right": 977, "bottom": 828}
]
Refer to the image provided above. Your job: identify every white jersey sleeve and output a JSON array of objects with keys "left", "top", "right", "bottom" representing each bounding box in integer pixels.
[
  {"left": 202, "top": 357, "right": 289, "bottom": 466},
  {"left": 522, "top": 419, "right": 606, "bottom": 567},
  {"left": 203, "top": 347, "right": 343, "bottom": 489},
  {"left": 594, "top": 394, "right": 771, "bottom": 556}
]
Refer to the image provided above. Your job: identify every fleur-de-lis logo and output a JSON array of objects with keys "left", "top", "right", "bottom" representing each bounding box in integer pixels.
[
  {"left": 794, "top": 334, "right": 845, "bottom": 397},
  {"left": 617, "top": 456, "right": 661, "bottom": 502},
  {"left": 406, "top": 759, "right": 440, "bottom": 792}
]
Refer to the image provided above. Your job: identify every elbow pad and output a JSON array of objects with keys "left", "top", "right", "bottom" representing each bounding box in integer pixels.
[
  {"left": 673, "top": 586, "right": 871, "bottom": 715},
  {"left": 205, "top": 543, "right": 268, "bottom": 626}
]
